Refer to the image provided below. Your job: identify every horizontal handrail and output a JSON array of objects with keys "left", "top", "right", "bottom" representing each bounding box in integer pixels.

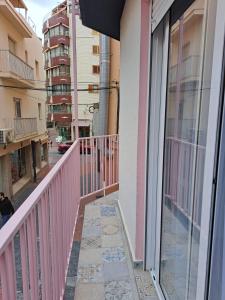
[{"left": 0, "top": 139, "right": 79, "bottom": 254}]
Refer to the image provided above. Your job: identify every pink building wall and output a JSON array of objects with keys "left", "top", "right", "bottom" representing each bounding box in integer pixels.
[{"left": 135, "top": 0, "right": 151, "bottom": 260}]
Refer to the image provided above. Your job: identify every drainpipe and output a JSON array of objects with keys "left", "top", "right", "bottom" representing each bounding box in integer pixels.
[{"left": 97, "top": 35, "right": 110, "bottom": 136}]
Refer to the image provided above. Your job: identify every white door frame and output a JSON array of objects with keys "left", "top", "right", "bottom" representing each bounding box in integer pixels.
[
  {"left": 196, "top": 0, "right": 225, "bottom": 298},
  {"left": 145, "top": 13, "right": 170, "bottom": 300}
]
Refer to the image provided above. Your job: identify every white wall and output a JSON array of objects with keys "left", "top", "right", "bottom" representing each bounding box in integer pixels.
[
  {"left": 69, "top": 14, "right": 100, "bottom": 133},
  {"left": 119, "top": 0, "right": 141, "bottom": 259}
]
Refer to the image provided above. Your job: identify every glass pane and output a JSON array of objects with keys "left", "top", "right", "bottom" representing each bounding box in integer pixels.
[{"left": 160, "top": 0, "right": 209, "bottom": 299}]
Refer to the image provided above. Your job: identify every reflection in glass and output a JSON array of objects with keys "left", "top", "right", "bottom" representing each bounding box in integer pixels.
[{"left": 160, "top": 0, "right": 208, "bottom": 299}]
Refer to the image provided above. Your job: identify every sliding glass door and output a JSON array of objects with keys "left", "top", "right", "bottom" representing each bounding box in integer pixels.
[{"left": 159, "top": 0, "right": 216, "bottom": 299}]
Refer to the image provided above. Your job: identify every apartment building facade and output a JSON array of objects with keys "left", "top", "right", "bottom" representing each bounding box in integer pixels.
[
  {"left": 79, "top": 0, "right": 225, "bottom": 299},
  {"left": 43, "top": 1, "right": 101, "bottom": 139},
  {"left": 0, "top": 0, "right": 48, "bottom": 198}
]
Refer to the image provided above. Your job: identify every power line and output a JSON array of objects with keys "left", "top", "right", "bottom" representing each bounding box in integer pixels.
[{"left": 0, "top": 84, "right": 118, "bottom": 92}]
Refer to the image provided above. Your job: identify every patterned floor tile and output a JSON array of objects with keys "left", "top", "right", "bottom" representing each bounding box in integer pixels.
[
  {"left": 82, "top": 225, "right": 102, "bottom": 238},
  {"left": 79, "top": 249, "right": 102, "bottom": 265},
  {"left": 104, "top": 280, "right": 133, "bottom": 300},
  {"left": 84, "top": 217, "right": 101, "bottom": 227},
  {"left": 102, "top": 247, "right": 126, "bottom": 263},
  {"left": 102, "top": 234, "right": 123, "bottom": 248},
  {"left": 101, "top": 216, "right": 120, "bottom": 227},
  {"left": 85, "top": 206, "right": 101, "bottom": 218},
  {"left": 75, "top": 283, "right": 104, "bottom": 300},
  {"left": 134, "top": 268, "right": 159, "bottom": 299},
  {"left": 103, "top": 224, "right": 120, "bottom": 235},
  {"left": 81, "top": 237, "right": 102, "bottom": 249},
  {"left": 77, "top": 264, "right": 103, "bottom": 283},
  {"left": 103, "top": 262, "right": 129, "bottom": 281},
  {"left": 100, "top": 206, "right": 117, "bottom": 217}
]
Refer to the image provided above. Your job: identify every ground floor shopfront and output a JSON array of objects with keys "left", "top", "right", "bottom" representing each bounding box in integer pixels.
[{"left": 0, "top": 136, "right": 48, "bottom": 198}]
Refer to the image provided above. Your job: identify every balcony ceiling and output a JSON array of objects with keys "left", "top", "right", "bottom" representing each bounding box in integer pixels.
[
  {"left": 9, "top": 0, "right": 27, "bottom": 9},
  {"left": 79, "top": 0, "right": 126, "bottom": 41},
  {"left": 0, "top": 0, "right": 32, "bottom": 38}
]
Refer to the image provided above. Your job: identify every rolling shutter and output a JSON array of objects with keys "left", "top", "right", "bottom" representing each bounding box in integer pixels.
[
  {"left": 152, "top": 0, "right": 195, "bottom": 32},
  {"left": 151, "top": 0, "right": 175, "bottom": 32}
]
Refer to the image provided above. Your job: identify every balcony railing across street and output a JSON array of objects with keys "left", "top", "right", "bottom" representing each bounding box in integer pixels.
[
  {"left": 0, "top": 50, "right": 34, "bottom": 81},
  {"left": 14, "top": 118, "right": 38, "bottom": 140},
  {"left": 0, "top": 135, "right": 119, "bottom": 300}
]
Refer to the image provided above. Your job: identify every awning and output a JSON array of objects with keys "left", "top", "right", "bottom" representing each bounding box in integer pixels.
[{"left": 79, "top": 0, "right": 126, "bottom": 41}]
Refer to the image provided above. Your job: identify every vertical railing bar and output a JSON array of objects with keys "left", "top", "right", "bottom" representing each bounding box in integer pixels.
[
  {"left": 95, "top": 138, "right": 98, "bottom": 191},
  {"left": 0, "top": 255, "right": 9, "bottom": 300},
  {"left": 82, "top": 140, "right": 85, "bottom": 197},
  {"left": 90, "top": 137, "right": 93, "bottom": 193},
  {"left": 109, "top": 136, "right": 111, "bottom": 186},
  {"left": 104, "top": 137, "right": 107, "bottom": 187},
  {"left": 85, "top": 139, "right": 88, "bottom": 195},
  {"left": 27, "top": 211, "right": 39, "bottom": 300},
  {"left": 20, "top": 223, "right": 30, "bottom": 300},
  {"left": 5, "top": 242, "right": 17, "bottom": 300}
]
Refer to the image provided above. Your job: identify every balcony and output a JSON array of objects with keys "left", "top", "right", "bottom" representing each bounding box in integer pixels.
[
  {"left": 43, "top": 13, "right": 69, "bottom": 33},
  {"left": 0, "top": 0, "right": 32, "bottom": 38},
  {"left": 13, "top": 118, "right": 37, "bottom": 140},
  {"left": 0, "top": 50, "right": 34, "bottom": 86},
  {"left": 48, "top": 113, "right": 72, "bottom": 123},
  {"left": 43, "top": 36, "right": 70, "bottom": 51},
  {"left": 47, "top": 95, "right": 72, "bottom": 105},
  {"left": 169, "top": 55, "right": 201, "bottom": 85},
  {"left": 0, "top": 135, "right": 126, "bottom": 299},
  {"left": 46, "top": 75, "right": 71, "bottom": 86},
  {"left": 45, "top": 56, "right": 70, "bottom": 69}
]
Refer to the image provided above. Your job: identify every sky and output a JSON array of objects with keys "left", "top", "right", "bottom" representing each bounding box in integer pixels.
[{"left": 24, "top": 0, "right": 60, "bottom": 38}]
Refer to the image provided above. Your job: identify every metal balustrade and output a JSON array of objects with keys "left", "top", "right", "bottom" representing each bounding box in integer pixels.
[
  {"left": 0, "top": 135, "right": 119, "bottom": 299},
  {"left": 0, "top": 50, "right": 34, "bottom": 81},
  {"left": 80, "top": 135, "right": 119, "bottom": 197},
  {"left": 14, "top": 118, "right": 38, "bottom": 140},
  {"left": 164, "top": 137, "right": 205, "bottom": 228}
]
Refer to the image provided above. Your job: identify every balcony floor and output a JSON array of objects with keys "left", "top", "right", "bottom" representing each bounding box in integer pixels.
[{"left": 73, "top": 192, "right": 158, "bottom": 300}]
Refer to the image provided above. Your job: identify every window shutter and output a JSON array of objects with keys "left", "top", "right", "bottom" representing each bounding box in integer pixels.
[
  {"left": 151, "top": 0, "right": 175, "bottom": 32},
  {"left": 152, "top": 0, "right": 195, "bottom": 32}
]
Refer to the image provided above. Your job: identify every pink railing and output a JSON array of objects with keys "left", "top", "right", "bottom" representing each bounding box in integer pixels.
[
  {"left": 164, "top": 137, "right": 205, "bottom": 228},
  {"left": 80, "top": 135, "right": 119, "bottom": 197},
  {"left": 0, "top": 135, "right": 119, "bottom": 299},
  {"left": 0, "top": 140, "right": 80, "bottom": 300}
]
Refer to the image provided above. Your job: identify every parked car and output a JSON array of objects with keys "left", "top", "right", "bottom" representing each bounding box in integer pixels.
[{"left": 58, "top": 141, "right": 73, "bottom": 154}]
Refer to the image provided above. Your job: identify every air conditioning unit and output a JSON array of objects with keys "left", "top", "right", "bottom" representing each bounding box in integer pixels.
[{"left": 0, "top": 129, "right": 14, "bottom": 144}]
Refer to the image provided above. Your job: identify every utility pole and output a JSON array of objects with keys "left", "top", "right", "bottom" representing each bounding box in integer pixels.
[{"left": 71, "top": 0, "right": 79, "bottom": 140}]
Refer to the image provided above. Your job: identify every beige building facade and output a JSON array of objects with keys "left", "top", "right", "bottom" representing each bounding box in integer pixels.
[{"left": 0, "top": 0, "right": 48, "bottom": 197}]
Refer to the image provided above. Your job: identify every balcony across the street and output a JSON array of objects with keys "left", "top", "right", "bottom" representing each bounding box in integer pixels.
[
  {"left": 0, "top": 50, "right": 34, "bottom": 84},
  {"left": 14, "top": 118, "right": 38, "bottom": 140}
]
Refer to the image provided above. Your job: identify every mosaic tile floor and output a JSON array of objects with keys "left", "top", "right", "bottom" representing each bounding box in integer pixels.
[
  {"left": 74, "top": 192, "right": 159, "bottom": 300},
  {"left": 75, "top": 192, "right": 140, "bottom": 300}
]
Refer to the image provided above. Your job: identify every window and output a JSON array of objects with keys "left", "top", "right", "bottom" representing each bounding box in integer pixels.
[
  {"left": 8, "top": 37, "right": 16, "bottom": 55},
  {"left": 45, "top": 45, "right": 70, "bottom": 64},
  {"left": 25, "top": 51, "right": 28, "bottom": 64},
  {"left": 44, "top": 25, "right": 69, "bottom": 41},
  {"left": 14, "top": 98, "right": 21, "bottom": 118},
  {"left": 46, "top": 65, "right": 70, "bottom": 79},
  {"left": 47, "top": 84, "right": 71, "bottom": 96},
  {"left": 88, "top": 84, "right": 99, "bottom": 93},
  {"left": 92, "top": 45, "right": 100, "bottom": 55},
  {"left": 38, "top": 103, "right": 42, "bottom": 119},
  {"left": 35, "top": 60, "right": 40, "bottom": 80},
  {"left": 92, "top": 65, "right": 100, "bottom": 74}
]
